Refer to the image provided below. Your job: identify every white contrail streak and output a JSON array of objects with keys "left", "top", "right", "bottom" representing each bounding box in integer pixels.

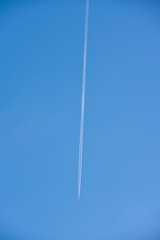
[{"left": 78, "top": 0, "right": 89, "bottom": 200}]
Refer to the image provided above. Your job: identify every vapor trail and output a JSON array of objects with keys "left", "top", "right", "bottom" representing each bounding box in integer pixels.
[{"left": 78, "top": 0, "right": 89, "bottom": 200}]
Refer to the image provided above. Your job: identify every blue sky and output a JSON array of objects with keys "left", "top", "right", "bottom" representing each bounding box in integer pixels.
[{"left": 0, "top": 1, "right": 160, "bottom": 239}]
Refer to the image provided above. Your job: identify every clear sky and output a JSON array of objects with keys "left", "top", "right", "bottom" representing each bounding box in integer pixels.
[{"left": 0, "top": 0, "right": 160, "bottom": 239}]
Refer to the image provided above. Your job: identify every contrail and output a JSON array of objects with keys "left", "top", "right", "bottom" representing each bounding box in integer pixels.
[{"left": 78, "top": 0, "right": 89, "bottom": 200}]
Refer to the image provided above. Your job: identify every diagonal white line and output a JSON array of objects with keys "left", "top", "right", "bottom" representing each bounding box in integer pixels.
[{"left": 78, "top": 0, "right": 89, "bottom": 200}]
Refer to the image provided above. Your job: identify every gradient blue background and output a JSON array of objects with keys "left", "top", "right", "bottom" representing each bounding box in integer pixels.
[{"left": 0, "top": 0, "right": 160, "bottom": 239}]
